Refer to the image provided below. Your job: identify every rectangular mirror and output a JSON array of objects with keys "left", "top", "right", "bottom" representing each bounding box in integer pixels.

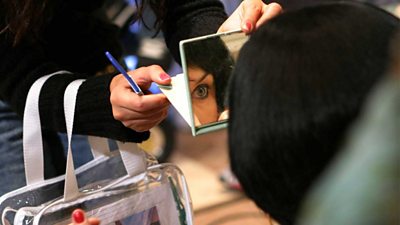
[{"left": 174, "top": 30, "right": 249, "bottom": 136}]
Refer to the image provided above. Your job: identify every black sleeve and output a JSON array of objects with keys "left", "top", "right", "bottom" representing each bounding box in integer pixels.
[
  {"left": 161, "top": 0, "right": 228, "bottom": 63},
  {"left": 0, "top": 14, "right": 149, "bottom": 143}
]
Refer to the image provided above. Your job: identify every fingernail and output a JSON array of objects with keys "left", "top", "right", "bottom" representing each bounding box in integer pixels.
[
  {"left": 242, "top": 20, "right": 253, "bottom": 33},
  {"left": 160, "top": 73, "right": 171, "bottom": 81},
  {"left": 73, "top": 210, "right": 85, "bottom": 223}
]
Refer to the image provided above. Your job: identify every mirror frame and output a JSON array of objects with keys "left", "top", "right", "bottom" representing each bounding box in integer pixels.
[{"left": 179, "top": 29, "right": 244, "bottom": 136}]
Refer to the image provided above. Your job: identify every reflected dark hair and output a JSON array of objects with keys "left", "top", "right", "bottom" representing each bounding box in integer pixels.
[
  {"left": 185, "top": 37, "right": 234, "bottom": 112},
  {"left": 228, "top": 1, "right": 399, "bottom": 225}
]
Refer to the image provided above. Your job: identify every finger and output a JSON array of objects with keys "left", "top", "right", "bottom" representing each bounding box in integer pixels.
[
  {"left": 87, "top": 218, "right": 101, "bottom": 225},
  {"left": 218, "top": 110, "right": 229, "bottom": 121},
  {"left": 127, "top": 93, "right": 170, "bottom": 113},
  {"left": 241, "top": 0, "right": 264, "bottom": 33},
  {"left": 113, "top": 89, "right": 169, "bottom": 112},
  {"left": 130, "top": 65, "right": 171, "bottom": 90},
  {"left": 71, "top": 209, "right": 86, "bottom": 224},
  {"left": 123, "top": 110, "right": 168, "bottom": 132},
  {"left": 255, "top": 3, "right": 282, "bottom": 29},
  {"left": 114, "top": 103, "right": 169, "bottom": 121},
  {"left": 124, "top": 110, "right": 167, "bottom": 129}
]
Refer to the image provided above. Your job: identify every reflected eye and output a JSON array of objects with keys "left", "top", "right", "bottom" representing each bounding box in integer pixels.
[{"left": 193, "top": 84, "right": 209, "bottom": 99}]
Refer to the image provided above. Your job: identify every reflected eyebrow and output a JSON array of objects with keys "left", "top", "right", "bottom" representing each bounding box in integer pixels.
[{"left": 189, "top": 72, "right": 211, "bottom": 85}]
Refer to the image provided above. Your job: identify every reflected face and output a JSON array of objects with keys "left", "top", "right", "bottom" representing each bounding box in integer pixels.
[
  {"left": 188, "top": 66, "right": 218, "bottom": 126},
  {"left": 180, "top": 31, "right": 248, "bottom": 134}
]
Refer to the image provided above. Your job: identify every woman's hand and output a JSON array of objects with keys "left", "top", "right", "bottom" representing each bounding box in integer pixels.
[
  {"left": 218, "top": 0, "right": 282, "bottom": 34},
  {"left": 69, "top": 209, "right": 100, "bottom": 225},
  {"left": 110, "top": 65, "right": 172, "bottom": 132}
]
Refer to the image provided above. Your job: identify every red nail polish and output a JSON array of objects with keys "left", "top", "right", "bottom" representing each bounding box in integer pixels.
[
  {"left": 73, "top": 210, "right": 85, "bottom": 223},
  {"left": 245, "top": 21, "right": 253, "bottom": 32},
  {"left": 160, "top": 73, "right": 170, "bottom": 81}
]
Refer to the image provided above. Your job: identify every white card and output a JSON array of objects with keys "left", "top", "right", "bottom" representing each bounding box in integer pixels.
[{"left": 159, "top": 73, "right": 193, "bottom": 128}]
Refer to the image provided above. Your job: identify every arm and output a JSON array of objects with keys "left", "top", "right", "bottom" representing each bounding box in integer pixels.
[
  {"left": 0, "top": 10, "right": 150, "bottom": 142},
  {"left": 161, "top": 0, "right": 228, "bottom": 62}
]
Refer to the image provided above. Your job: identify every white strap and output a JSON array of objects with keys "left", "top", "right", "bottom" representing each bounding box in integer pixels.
[
  {"left": 2, "top": 207, "right": 17, "bottom": 225},
  {"left": 62, "top": 80, "right": 147, "bottom": 200},
  {"left": 88, "top": 136, "right": 111, "bottom": 157},
  {"left": 63, "top": 79, "right": 85, "bottom": 201},
  {"left": 24, "top": 72, "right": 147, "bottom": 202},
  {"left": 23, "top": 71, "right": 72, "bottom": 185},
  {"left": 23, "top": 72, "right": 110, "bottom": 186},
  {"left": 117, "top": 141, "right": 146, "bottom": 177}
]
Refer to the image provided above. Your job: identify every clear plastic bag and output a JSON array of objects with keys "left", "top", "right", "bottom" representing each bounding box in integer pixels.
[
  {"left": 0, "top": 73, "right": 193, "bottom": 225},
  {"left": 7, "top": 163, "right": 192, "bottom": 225}
]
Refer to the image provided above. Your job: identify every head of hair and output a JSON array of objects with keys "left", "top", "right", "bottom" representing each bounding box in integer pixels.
[
  {"left": 185, "top": 37, "right": 234, "bottom": 112},
  {"left": 228, "top": 1, "right": 399, "bottom": 224}
]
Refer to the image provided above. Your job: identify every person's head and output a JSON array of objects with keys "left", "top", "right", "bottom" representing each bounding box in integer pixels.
[
  {"left": 185, "top": 37, "right": 234, "bottom": 125},
  {"left": 228, "top": 1, "right": 399, "bottom": 224}
]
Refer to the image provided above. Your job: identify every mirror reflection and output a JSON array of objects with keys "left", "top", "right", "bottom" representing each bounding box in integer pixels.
[{"left": 182, "top": 31, "right": 248, "bottom": 128}]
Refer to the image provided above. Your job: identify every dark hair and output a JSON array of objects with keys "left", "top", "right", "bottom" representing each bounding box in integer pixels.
[
  {"left": 0, "top": 0, "right": 53, "bottom": 46},
  {"left": 228, "top": 2, "right": 399, "bottom": 225},
  {"left": 135, "top": 0, "right": 166, "bottom": 32},
  {"left": 0, "top": 0, "right": 166, "bottom": 46},
  {"left": 185, "top": 37, "right": 234, "bottom": 112}
]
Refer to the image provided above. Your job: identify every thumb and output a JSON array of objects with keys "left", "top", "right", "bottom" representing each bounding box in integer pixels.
[
  {"left": 156, "top": 72, "right": 172, "bottom": 85},
  {"left": 132, "top": 65, "right": 172, "bottom": 89}
]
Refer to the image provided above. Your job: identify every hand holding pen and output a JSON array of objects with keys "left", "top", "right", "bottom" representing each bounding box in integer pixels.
[
  {"left": 106, "top": 52, "right": 171, "bottom": 132},
  {"left": 105, "top": 52, "right": 144, "bottom": 95}
]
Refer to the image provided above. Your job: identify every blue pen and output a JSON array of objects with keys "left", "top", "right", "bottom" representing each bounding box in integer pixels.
[{"left": 105, "top": 51, "right": 144, "bottom": 95}]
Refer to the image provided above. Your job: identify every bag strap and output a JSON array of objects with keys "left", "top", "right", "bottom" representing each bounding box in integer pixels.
[
  {"left": 116, "top": 141, "right": 146, "bottom": 177},
  {"left": 63, "top": 79, "right": 85, "bottom": 201},
  {"left": 23, "top": 72, "right": 148, "bottom": 200},
  {"left": 23, "top": 71, "right": 71, "bottom": 185},
  {"left": 88, "top": 136, "right": 111, "bottom": 157},
  {"left": 23, "top": 72, "right": 114, "bottom": 186},
  {"left": 62, "top": 80, "right": 147, "bottom": 201}
]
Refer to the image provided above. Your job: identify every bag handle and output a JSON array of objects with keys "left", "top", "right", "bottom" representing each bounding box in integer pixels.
[
  {"left": 62, "top": 79, "right": 147, "bottom": 200},
  {"left": 23, "top": 71, "right": 72, "bottom": 185},
  {"left": 88, "top": 136, "right": 111, "bottom": 157},
  {"left": 63, "top": 79, "right": 85, "bottom": 201},
  {"left": 23, "top": 73, "right": 114, "bottom": 185},
  {"left": 23, "top": 73, "right": 147, "bottom": 197}
]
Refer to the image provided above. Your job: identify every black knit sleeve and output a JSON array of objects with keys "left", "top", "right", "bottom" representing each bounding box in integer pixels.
[
  {"left": 0, "top": 28, "right": 149, "bottom": 143},
  {"left": 40, "top": 73, "right": 150, "bottom": 142},
  {"left": 162, "top": 0, "right": 228, "bottom": 63}
]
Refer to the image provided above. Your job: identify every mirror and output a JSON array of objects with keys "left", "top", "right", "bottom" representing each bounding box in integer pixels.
[{"left": 179, "top": 30, "right": 249, "bottom": 135}]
